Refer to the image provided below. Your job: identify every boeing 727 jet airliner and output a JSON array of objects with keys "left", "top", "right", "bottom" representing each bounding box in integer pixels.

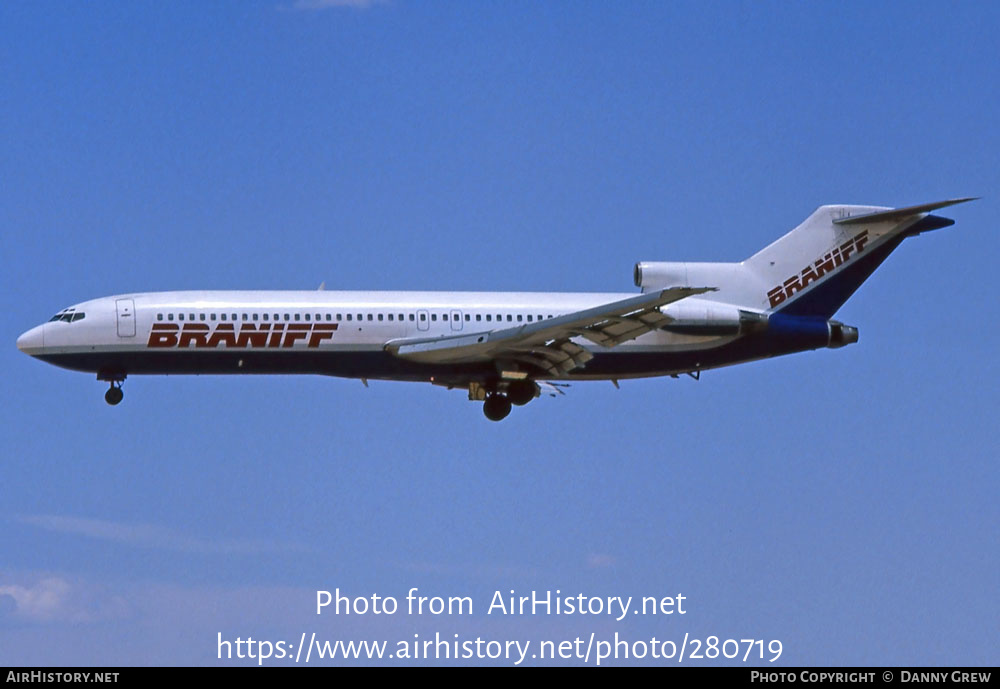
[{"left": 17, "top": 198, "right": 974, "bottom": 420}]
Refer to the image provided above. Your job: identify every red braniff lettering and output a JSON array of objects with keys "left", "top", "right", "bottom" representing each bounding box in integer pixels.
[
  {"left": 767, "top": 230, "right": 869, "bottom": 307},
  {"left": 147, "top": 322, "right": 337, "bottom": 348}
]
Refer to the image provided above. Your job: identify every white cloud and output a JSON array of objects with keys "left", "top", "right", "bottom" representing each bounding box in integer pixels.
[
  {"left": 290, "top": 0, "right": 386, "bottom": 10},
  {"left": 0, "top": 576, "right": 129, "bottom": 624},
  {"left": 15, "top": 514, "right": 312, "bottom": 556}
]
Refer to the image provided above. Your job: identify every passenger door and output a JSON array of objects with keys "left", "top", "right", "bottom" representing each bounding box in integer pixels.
[{"left": 116, "top": 299, "right": 136, "bottom": 337}]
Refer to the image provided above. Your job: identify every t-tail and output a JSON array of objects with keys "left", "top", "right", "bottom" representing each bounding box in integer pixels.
[
  {"left": 636, "top": 198, "right": 976, "bottom": 318},
  {"left": 635, "top": 197, "right": 975, "bottom": 351}
]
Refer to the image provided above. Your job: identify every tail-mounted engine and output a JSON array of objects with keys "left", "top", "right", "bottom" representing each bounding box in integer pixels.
[{"left": 766, "top": 313, "right": 859, "bottom": 349}]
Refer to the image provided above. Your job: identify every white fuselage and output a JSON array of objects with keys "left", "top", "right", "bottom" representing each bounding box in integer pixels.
[{"left": 18, "top": 290, "right": 744, "bottom": 384}]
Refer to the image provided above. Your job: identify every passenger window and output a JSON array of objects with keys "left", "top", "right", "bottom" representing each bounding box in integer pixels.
[
  {"left": 517, "top": 315, "right": 523, "bottom": 322},
  {"left": 378, "top": 314, "right": 383, "bottom": 321},
  {"left": 431, "top": 314, "right": 437, "bottom": 322},
  {"left": 305, "top": 314, "right": 311, "bottom": 321},
  {"left": 168, "top": 314, "right": 174, "bottom": 321},
  {"left": 157, "top": 314, "right": 163, "bottom": 321},
  {"left": 337, "top": 314, "right": 342, "bottom": 321},
  {"left": 443, "top": 313, "right": 448, "bottom": 321},
  {"left": 199, "top": 314, "right": 205, "bottom": 321},
  {"left": 367, "top": 314, "right": 373, "bottom": 321},
  {"left": 476, "top": 314, "right": 482, "bottom": 321},
  {"left": 486, "top": 315, "right": 492, "bottom": 322},
  {"left": 179, "top": 314, "right": 184, "bottom": 321},
  {"left": 409, "top": 314, "right": 415, "bottom": 321},
  {"left": 507, "top": 315, "right": 513, "bottom": 322},
  {"left": 398, "top": 314, "right": 404, "bottom": 321},
  {"left": 263, "top": 314, "right": 269, "bottom": 321},
  {"left": 347, "top": 314, "right": 353, "bottom": 321},
  {"left": 419, "top": 313, "right": 426, "bottom": 321},
  {"left": 357, "top": 314, "right": 362, "bottom": 321},
  {"left": 284, "top": 314, "right": 290, "bottom": 321},
  {"left": 527, "top": 315, "right": 533, "bottom": 322},
  {"left": 387, "top": 314, "right": 393, "bottom": 321},
  {"left": 220, "top": 314, "right": 226, "bottom": 321},
  {"left": 210, "top": 313, "right": 217, "bottom": 321},
  {"left": 232, "top": 314, "right": 237, "bottom": 321}
]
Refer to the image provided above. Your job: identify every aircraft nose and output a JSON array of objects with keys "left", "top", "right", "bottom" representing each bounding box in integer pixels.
[{"left": 17, "top": 324, "right": 45, "bottom": 354}]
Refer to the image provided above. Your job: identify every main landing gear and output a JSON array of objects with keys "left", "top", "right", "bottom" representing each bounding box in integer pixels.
[
  {"left": 483, "top": 393, "right": 512, "bottom": 421},
  {"left": 479, "top": 380, "right": 538, "bottom": 421}
]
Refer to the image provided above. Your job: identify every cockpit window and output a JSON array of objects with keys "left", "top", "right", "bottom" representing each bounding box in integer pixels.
[{"left": 49, "top": 310, "right": 85, "bottom": 323}]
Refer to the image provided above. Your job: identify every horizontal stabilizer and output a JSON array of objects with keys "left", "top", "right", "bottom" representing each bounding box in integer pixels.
[{"left": 832, "top": 197, "right": 977, "bottom": 225}]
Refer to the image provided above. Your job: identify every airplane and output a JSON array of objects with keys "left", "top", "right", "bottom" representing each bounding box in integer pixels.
[{"left": 17, "top": 198, "right": 974, "bottom": 421}]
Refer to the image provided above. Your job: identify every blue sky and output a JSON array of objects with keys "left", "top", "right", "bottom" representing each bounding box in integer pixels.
[{"left": 1, "top": 0, "right": 997, "bottom": 666}]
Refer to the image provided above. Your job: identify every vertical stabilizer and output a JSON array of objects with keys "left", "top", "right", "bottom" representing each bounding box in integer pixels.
[{"left": 741, "top": 200, "right": 970, "bottom": 317}]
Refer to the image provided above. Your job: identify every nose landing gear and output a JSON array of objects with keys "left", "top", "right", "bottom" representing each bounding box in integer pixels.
[
  {"left": 99, "top": 372, "right": 126, "bottom": 406},
  {"left": 104, "top": 382, "right": 124, "bottom": 406}
]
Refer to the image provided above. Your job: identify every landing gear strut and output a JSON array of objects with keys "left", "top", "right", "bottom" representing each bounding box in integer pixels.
[
  {"left": 104, "top": 381, "right": 124, "bottom": 406},
  {"left": 483, "top": 393, "right": 512, "bottom": 421}
]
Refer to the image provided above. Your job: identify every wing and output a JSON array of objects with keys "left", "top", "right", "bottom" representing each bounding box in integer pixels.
[{"left": 384, "top": 287, "right": 714, "bottom": 377}]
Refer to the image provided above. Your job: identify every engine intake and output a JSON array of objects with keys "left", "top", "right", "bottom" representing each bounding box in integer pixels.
[{"left": 634, "top": 261, "right": 686, "bottom": 289}]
